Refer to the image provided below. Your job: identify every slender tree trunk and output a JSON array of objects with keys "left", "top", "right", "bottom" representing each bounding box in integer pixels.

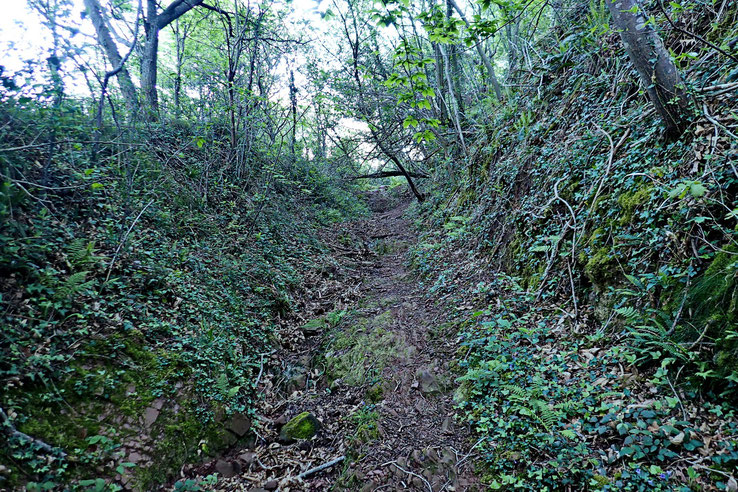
[
  {"left": 140, "top": 0, "right": 205, "bottom": 120},
  {"left": 289, "top": 69, "right": 297, "bottom": 162},
  {"left": 506, "top": 21, "right": 519, "bottom": 81},
  {"left": 606, "top": 0, "right": 691, "bottom": 137},
  {"left": 173, "top": 18, "right": 186, "bottom": 119},
  {"left": 141, "top": 0, "right": 160, "bottom": 119},
  {"left": 83, "top": 0, "right": 139, "bottom": 114},
  {"left": 447, "top": 0, "right": 503, "bottom": 101},
  {"left": 432, "top": 43, "right": 449, "bottom": 124},
  {"left": 446, "top": 0, "right": 465, "bottom": 117},
  {"left": 440, "top": 44, "right": 467, "bottom": 156}
]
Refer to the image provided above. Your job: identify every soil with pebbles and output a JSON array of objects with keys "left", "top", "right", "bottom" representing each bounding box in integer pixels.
[{"left": 180, "top": 190, "right": 481, "bottom": 491}]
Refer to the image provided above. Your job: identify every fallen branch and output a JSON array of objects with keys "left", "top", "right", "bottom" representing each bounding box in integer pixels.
[
  {"left": 0, "top": 408, "right": 67, "bottom": 457},
  {"left": 657, "top": 0, "right": 738, "bottom": 64},
  {"left": 349, "top": 171, "right": 429, "bottom": 180},
  {"left": 103, "top": 198, "right": 155, "bottom": 284},
  {"left": 297, "top": 455, "right": 345, "bottom": 479},
  {"left": 699, "top": 81, "right": 738, "bottom": 95},
  {"left": 381, "top": 460, "right": 433, "bottom": 492}
]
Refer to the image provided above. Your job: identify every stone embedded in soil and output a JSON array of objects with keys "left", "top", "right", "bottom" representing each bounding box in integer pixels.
[
  {"left": 283, "top": 364, "right": 308, "bottom": 392},
  {"left": 273, "top": 414, "right": 288, "bottom": 427},
  {"left": 143, "top": 406, "right": 160, "bottom": 428},
  {"left": 127, "top": 451, "right": 143, "bottom": 464},
  {"left": 415, "top": 368, "right": 441, "bottom": 395},
  {"left": 264, "top": 479, "right": 278, "bottom": 490},
  {"left": 278, "top": 412, "right": 321, "bottom": 442},
  {"left": 302, "top": 317, "right": 328, "bottom": 336},
  {"left": 442, "top": 416, "right": 454, "bottom": 434},
  {"left": 227, "top": 413, "right": 251, "bottom": 437},
  {"left": 238, "top": 451, "right": 255, "bottom": 464},
  {"left": 215, "top": 459, "right": 241, "bottom": 478}
]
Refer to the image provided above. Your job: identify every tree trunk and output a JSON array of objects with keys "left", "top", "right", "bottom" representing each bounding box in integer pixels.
[
  {"left": 289, "top": 69, "right": 297, "bottom": 162},
  {"left": 141, "top": 0, "right": 160, "bottom": 119},
  {"left": 140, "top": 0, "right": 205, "bottom": 120},
  {"left": 439, "top": 44, "right": 467, "bottom": 156},
  {"left": 433, "top": 43, "right": 449, "bottom": 124},
  {"left": 173, "top": 18, "right": 186, "bottom": 118},
  {"left": 606, "top": 0, "right": 691, "bottom": 137},
  {"left": 506, "top": 21, "right": 519, "bottom": 81},
  {"left": 446, "top": 0, "right": 465, "bottom": 117},
  {"left": 447, "top": 0, "right": 503, "bottom": 101},
  {"left": 83, "top": 0, "right": 139, "bottom": 114}
]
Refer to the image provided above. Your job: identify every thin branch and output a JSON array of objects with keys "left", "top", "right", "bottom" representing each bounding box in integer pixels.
[
  {"left": 1, "top": 408, "right": 67, "bottom": 458},
  {"left": 297, "top": 456, "right": 345, "bottom": 479},
  {"left": 656, "top": 0, "right": 738, "bottom": 64},
  {"left": 349, "top": 171, "right": 429, "bottom": 180},
  {"left": 104, "top": 198, "right": 155, "bottom": 284}
]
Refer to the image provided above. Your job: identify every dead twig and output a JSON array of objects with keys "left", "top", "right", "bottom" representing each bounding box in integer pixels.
[
  {"left": 103, "top": 198, "right": 155, "bottom": 284},
  {"left": 381, "top": 460, "right": 433, "bottom": 492},
  {"left": 297, "top": 455, "right": 345, "bottom": 479}
]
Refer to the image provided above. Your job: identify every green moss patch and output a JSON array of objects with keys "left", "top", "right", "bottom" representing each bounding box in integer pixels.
[{"left": 279, "top": 412, "right": 321, "bottom": 441}]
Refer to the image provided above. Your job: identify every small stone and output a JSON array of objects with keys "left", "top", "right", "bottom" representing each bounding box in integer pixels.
[
  {"left": 143, "top": 407, "right": 160, "bottom": 428},
  {"left": 302, "top": 318, "right": 327, "bottom": 336},
  {"left": 128, "top": 452, "right": 143, "bottom": 464},
  {"left": 416, "top": 369, "right": 441, "bottom": 395},
  {"left": 278, "top": 412, "right": 321, "bottom": 443},
  {"left": 227, "top": 413, "right": 252, "bottom": 437},
  {"left": 264, "top": 479, "right": 278, "bottom": 490},
  {"left": 284, "top": 365, "right": 308, "bottom": 392},
  {"left": 441, "top": 416, "right": 454, "bottom": 434},
  {"left": 238, "top": 452, "right": 256, "bottom": 464},
  {"left": 273, "top": 414, "right": 288, "bottom": 427},
  {"left": 215, "top": 459, "right": 241, "bottom": 478}
]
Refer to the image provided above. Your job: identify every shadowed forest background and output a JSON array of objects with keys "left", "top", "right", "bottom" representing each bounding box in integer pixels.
[{"left": 1, "top": 0, "right": 738, "bottom": 490}]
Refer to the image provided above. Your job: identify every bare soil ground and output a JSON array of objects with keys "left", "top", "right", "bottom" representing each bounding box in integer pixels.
[{"left": 181, "top": 190, "right": 481, "bottom": 491}]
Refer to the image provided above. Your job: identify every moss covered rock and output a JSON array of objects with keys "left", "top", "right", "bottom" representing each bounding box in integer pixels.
[
  {"left": 302, "top": 318, "right": 328, "bottom": 336},
  {"left": 279, "top": 412, "right": 321, "bottom": 442}
]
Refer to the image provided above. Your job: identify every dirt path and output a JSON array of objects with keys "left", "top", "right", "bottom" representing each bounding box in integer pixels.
[{"left": 186, "top": 191, "right": 480, "bottom": 491}]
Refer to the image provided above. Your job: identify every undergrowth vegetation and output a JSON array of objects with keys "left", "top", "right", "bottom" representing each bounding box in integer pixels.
[
  {"left": 408, "top": 0, "right": 738, "bottom": 489},
  {"left": 0, "top": 96, "right": 365, "bottom": 489}
]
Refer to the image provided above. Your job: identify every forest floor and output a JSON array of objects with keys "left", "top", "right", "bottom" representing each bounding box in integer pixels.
[{"left": 182, "top": 190, "right": 481, "bottom": 491}]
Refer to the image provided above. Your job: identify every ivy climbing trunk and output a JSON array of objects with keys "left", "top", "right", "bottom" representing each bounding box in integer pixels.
[{"left": 606, "top": 0, "right": 691, "bottom": 138}]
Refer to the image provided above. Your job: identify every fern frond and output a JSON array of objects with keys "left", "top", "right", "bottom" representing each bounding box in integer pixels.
[
  {"left": 67, "top": 238, "right": 97, "bottom": 268},
  {"left": 55, "top": 271, "right": 94, "bottom": 300}
]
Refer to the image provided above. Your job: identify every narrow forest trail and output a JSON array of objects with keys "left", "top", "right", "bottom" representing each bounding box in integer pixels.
[{"left": 185, "top": 191, "right": 481, "bottom": 491}]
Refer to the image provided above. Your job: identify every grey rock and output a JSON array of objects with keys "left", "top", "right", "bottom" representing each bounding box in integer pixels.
[
  {"left": 441, "top": 416, "right": 454, "bottom": 434},
  {"left": 416, "top": 369, "right": 441, "bottom": 395},
  {"left": 238, "top": 451, "right": 256, "bottom": 464},
  {"left": 227, "top": 413, "right": 251, "bottom": 437},
  {"left": 143, "top": 406, "right": 160, "bottom": 428},
  {"left": 215, "top": 459, "right": 241, "bottom": 478}
]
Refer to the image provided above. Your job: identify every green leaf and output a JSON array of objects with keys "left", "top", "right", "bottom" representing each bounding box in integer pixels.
[
  {"left": 403, "top": 116, "right": 419, "bottom": 129},
  {"left": 560, "top": 429, "right": 576, "bottom": 439},
  {"left": 689, "top": 182, "right": 706, "bottom": 197}
]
